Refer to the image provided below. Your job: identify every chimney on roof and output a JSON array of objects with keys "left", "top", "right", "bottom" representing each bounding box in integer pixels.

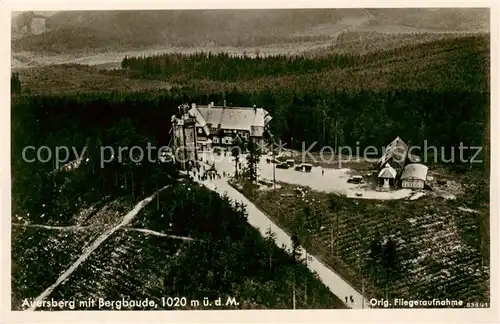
[
  {"left": 253, "top": 104, "right": 257, "bottom": 112},
  {"left": 210, "top": 101, "right": 214, "bottom": 107},
  {"left": 191, "top": 103, "right": 196, "bottom": 110},
  {"left": 223, "top": 100, "right": 226, "bottom": 107}
]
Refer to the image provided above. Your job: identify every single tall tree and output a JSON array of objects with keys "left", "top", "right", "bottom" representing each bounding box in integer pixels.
[
  {"left": 367, "top": 232, "right": 384, "bottom": 285},
  {"left": 246, "top": 137, "right": 261, "bottom": 182},
  {"left": 11, "top": 72, "right": 21, "bottom": 94},
  {"left": 290, "top": 233, "right": 301, "bottom": 309},
  {"left": 231, "top": 136, "right": 243, "bottom": 176},
  {"left": 382, "top": 237, "right": 397, "bottom": 300}
]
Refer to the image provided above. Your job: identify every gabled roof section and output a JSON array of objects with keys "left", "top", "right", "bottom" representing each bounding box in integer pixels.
[
  {"left": 378, "top": 163, "right": 397, "bottom": 179},
  {"left": 189, "top": 107, "right": 210, "bottom": 135},
  {"left": 378, "top": 137, "right": 408, "bottom": 168}
]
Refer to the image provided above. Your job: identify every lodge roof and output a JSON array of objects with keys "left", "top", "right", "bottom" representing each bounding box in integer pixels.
[
  {"left": 378, "top": 136, "right": 421, "bottom": 168},
  {"left": 189, "top": 104, "right": 272, "bottom": 134}
]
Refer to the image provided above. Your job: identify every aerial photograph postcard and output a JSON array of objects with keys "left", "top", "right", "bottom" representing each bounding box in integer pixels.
[{"left": 9, "top": 7, "right": 492, "bottom": 314}]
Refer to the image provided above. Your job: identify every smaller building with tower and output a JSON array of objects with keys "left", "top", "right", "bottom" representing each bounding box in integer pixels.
[
  {"left": 170, "top": 104, "right": 198, "bottom": 170},
  {"left": 376, "top": 136, "right": 429, "bottom": 190}
]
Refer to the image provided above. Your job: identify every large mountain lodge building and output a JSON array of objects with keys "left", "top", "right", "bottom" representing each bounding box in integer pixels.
[
  {"left": 171, "top": 102, "right": 272, "bottom": 169},
  {"left": 189, "top": 102, "right": 272, "bottom": 149}
]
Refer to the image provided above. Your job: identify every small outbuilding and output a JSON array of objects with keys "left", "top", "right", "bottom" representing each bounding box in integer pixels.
[
  {"left": 378, "top": 163, "right": 397, "bottom": 188},
  {"left": 400, "top": 163, "right": 428, "bottom": 189}
]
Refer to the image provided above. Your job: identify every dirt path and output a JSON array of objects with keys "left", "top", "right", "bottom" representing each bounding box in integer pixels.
[
  {"left": 12, "top": 223, "right": 195, "bottom": 241},
  {"left": 12, "top": 223, "right": 91, "bottom": 231},
  {"left": 25, "top": 186, "right": 170, "bottom": 311},
  {"left": 122, "top": 227, "right": 195, "bottom": 241}
]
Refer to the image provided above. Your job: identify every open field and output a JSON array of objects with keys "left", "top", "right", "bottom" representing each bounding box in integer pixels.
[
  {"left": 11, "top": 226, "right": 102, "bottom": 309},
  {"left": 11, "top": 31, "right": 476, "bottom": 71}
]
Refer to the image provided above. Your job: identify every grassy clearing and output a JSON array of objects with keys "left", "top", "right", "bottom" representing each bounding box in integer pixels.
[
  {"left": 305, "top": 31, "right": 474, "bottom": 56},
  {"left": 11, "top": 198, "right": 136, "bottom": 310},
  {"left": 48, "top": 231, "right": 184, "bottom": 310},
  {"left": 11, "top": 226, "right": 102, "bottom": 309}
]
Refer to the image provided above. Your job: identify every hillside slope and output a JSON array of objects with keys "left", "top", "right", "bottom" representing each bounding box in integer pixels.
[
  {"left": 11, "top": 93, "right": 345, "bottom": 309},
  {"left": 122, "top": 34, "right": 489, "bottom": 92},
  {"left": 14, "top": 34, "right": 489, "bottom": 95},
  {"left": 11, "top": 9, "right": 489, "bottom": 53}
]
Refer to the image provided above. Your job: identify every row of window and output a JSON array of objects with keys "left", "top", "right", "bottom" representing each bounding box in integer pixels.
[
  {"left": 213, "top": 137, "right": 233, "bottom": 145},
  {"left": 197, "top": 127, "right": 249, "bottom": 138},
  {"left": 401, "top": 180, "right": 424, "bottom": 189}
]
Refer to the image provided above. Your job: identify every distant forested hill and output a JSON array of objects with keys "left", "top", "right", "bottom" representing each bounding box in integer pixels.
[
  {"left": 11, "top": 9, "right": 489, "bottom": 53},
  {"left": 122, "top": 34, "right": 489, "bottom": 92}
]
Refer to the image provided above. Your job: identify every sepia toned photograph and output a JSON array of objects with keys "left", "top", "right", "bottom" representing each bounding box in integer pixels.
[{"left": 9, "top": 7, "right": 492, "bottom": 313}]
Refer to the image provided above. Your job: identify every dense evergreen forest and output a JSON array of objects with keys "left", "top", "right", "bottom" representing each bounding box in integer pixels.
[
  {"left": 12, "top": 79, "right": 489, "bottom": 227},
  {"left": 121, "top": 35, "right": 488, "bottom": 91},
  {"left": 12, "top": 32, "right": 489, "bottom": 220},
  {"left": 12, "top": 86, "right": 488, "bottom": 173},
  {"left": 12, "top": 95, "right": 175, "bottom": 225}
]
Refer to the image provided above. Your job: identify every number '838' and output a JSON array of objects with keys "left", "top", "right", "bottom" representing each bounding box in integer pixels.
[{"left": 466, "top": 302, "right": 489, "bottom": 308}]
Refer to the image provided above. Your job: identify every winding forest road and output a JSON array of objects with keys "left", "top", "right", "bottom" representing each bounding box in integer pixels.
[
  {"left": 25, "top": 185, "right": 170, "bottom": 311},
  {"left": 198, "top": 177, "right": 371, "bottom": 309}
]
